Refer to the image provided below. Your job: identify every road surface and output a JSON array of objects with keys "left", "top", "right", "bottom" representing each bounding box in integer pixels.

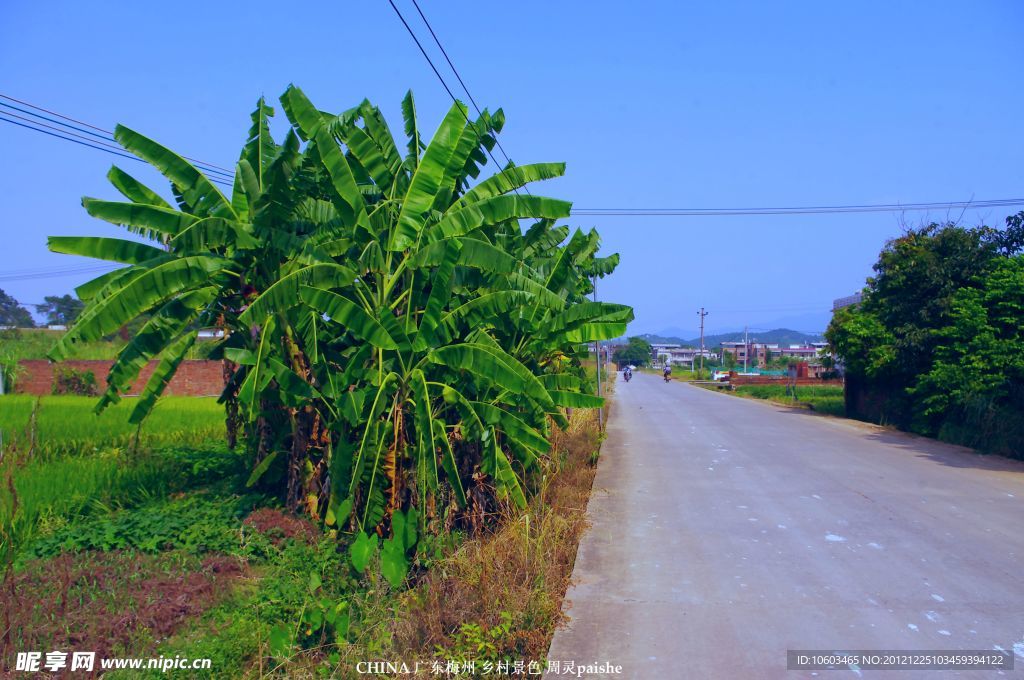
[{"left": 546, "top": 372, "right": 1024, "bottom": 679}]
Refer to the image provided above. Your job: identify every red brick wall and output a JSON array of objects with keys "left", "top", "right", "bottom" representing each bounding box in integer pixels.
[{"left": 14, "top": 360, "right": 225, "bottom": 397}]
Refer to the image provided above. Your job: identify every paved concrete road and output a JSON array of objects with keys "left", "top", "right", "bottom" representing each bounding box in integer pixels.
[{"left": 546, "top": 372, "right": 1024, "bottom": 679}]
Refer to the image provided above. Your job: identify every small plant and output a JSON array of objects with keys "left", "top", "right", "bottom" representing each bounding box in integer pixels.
[
  {"left": 0, "top": 351, "right": 24, "bottom": 394},
  {"left": 436, "top": 611, "right": 515, "bottom": 666},
  {"left": 268, "top": 571, "right": 351, "bottom": 659},
  {"left": 51, "top": 365, "right": 98, "bottom": 396}
]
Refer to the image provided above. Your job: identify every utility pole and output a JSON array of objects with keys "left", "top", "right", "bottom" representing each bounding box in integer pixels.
[
  {"left": 593, "top": 276, "right": 603, "bottom": 432},
  {"left": 697, "top": 307, "right": 708, "bottom": 377},
  {"left": 744, "top": 325, "right": 749, "bottom": 374}
]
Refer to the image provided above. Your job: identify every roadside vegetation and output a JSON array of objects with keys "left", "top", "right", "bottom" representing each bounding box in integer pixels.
[
  {"left": 700, "top": 383, "right": 845, "bottom": 417},
  {"left": 2, "top": 87, "right": 626, "bottom": 675},
  {"left": 827, "top": 218, "right": 1023, "bottom": 458},
  {"left": 2, "top": 394, "right": 606, "bottom": 677}
]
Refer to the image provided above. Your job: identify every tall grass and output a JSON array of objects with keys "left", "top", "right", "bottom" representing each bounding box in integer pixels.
[
  {"left": 0, "top": 395, "right": 224, "bottom": 458},
  {"left": 730, "top": 384, "right": 845, "bottom": 416}
]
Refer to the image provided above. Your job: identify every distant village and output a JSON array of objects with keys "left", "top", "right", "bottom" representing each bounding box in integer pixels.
[
  {"left": 604, "top": 292, "right": 863, "bottom": 379},
  {"left": 608, "top": 340, "right": 832, "bottom": 378}
]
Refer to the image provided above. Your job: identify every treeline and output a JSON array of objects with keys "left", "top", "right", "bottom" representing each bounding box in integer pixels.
[
  {"left": 827, "top": 215, "right": 1024, "bottom": 457},
  {"left": 0, "top": 290, "right": 83, "bottom": 327}
]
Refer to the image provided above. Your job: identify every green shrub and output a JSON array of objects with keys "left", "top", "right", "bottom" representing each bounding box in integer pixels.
[{"left": 51, "top": 365, "right": 99, "bottom": 396}]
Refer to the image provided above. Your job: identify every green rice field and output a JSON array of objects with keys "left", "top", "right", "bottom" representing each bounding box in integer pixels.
[{"left": 0, "top": 395, "right": 224, "bottom": 458}]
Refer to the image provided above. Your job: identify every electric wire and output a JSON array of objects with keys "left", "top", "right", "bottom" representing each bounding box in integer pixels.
[
  {"left": 0, "top": 113, "right": 142, "bottom": 164},
  {"left": 0, "top": 113, "right": 234, "bottom": 188},
  {"left": 3, "top": 96, "right": 1022, "bottom": 217},
  {"left": 407, "top": 0, "right": 529, "bottom": 194},
  {"left": 571, "top": 199, "right": 1024, "bottom": 216},
  {"left": 384, "top": 0, "right": 525, "bottom": 196},
  {"left": 0, "top": 95, "right": 235, "bottom": 180},
  {"left": 0, "top": 263, "right": 121, "bottom": 283}
]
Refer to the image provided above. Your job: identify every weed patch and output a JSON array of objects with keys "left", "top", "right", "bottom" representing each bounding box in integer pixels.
[
  {"left": 19, "top": 493, "right": 261, "bottom": 562},
  {"left": 2, "top": 444, "right": 245, "bottom": 560}
]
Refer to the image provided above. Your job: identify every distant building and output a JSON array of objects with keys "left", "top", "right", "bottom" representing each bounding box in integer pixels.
[
  {"left": 650, "top": 343, "right": 681, "bottom": 364},
  {"left": 833, "top": 292, "right": 863, "bottom": 311},
  {"left": 721, "top": 341, "right": 825, "bottom": 367},
  {"left": 721, "top": 342, "right": 777, "bottom": 367},
  {"left": 649, "top": 344, "right": 717, "bottom": 366},
  {"left": 720, "top": 341, "right": 749, "bottom": 364},
  {"left": 773, "top": 345, "right": 820, "bottom": 360}
]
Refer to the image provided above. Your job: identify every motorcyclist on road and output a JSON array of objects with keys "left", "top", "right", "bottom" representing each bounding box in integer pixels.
[
  {"left": 663, "top": 364, "right": 672, "bottom": 381},
  {"left": 623, "top": 365, "right": 633, "bottom": 381}
]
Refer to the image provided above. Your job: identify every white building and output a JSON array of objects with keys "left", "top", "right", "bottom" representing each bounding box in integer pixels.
[{"left": 657, "top": 347, "right": 717, "bottom": 367}]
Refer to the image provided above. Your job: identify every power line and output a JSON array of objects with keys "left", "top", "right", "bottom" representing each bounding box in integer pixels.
[
  {"left": 0, "top": 93, "right": 109, "bottom": 133},
  {"left": 571, "top": 199, "right": 1024, "bottom": 217},
  {"left": 0, "top": 263, "right": 121, "bottom": 283},
  {"left": 711, "top": 304, "right": 833, "bottom": 314},
  {"left": 0, "top": 263, "right": 119, "bottom": 276},
  {"left": 384, "top": 0, "right": 524, "bottom": 196},
  {"left": 1, "top": 109, "right": 137, "bottom": 154},
  {"left": 0, "top": 113, "right": 142, "bottom": 164},
  {"left": 0, "top": 100, "right": 113, "bottom": 143},
  {"left": 407, "top": 0, "right": 528, "bottom": 194},
  {"left": 0, "top": 111, "right": 234, "bottom": 187},
  {"left": 0, "top": 94, "right": 235, "bottom": 180},
  {"left": 0, "top": 95, "right": 236, "bottom": 175},
  {"left": 5, "top": 96, "right": 1023, "bottom": 219}
]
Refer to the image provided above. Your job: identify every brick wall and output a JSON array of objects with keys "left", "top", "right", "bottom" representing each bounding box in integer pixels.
[{"left": 14, "top": 360, "right": 225, "bottom": 396}]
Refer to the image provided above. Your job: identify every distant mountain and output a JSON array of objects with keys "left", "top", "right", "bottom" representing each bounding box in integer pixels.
[
  {"left": 631, "top": 332, "right": 694, "bottom": 345},
  {"left": 651, "top": 326, "right": 698, "bottom": 340},
  {"left": 752, "top": 311, "right": 831, "bottom": 336},
  {"left": 626, "top": 328, "right": 824, "bottom": 347},
  {"left": 696, "top": 328, "right": 824, "bottom": 347}
]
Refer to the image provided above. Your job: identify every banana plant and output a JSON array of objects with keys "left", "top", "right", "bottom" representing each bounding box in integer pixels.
[{"left": 48, "top": 86, "right": 631, "bottom": 585}]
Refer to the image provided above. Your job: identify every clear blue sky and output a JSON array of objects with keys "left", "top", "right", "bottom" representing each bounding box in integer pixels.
[{"left": 2, "top": 1, "right": 1022, "bottom": 337}]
